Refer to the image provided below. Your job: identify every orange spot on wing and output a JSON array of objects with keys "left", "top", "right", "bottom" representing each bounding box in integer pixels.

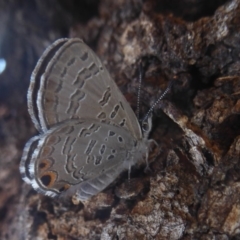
[
  {"left": 38, "top": 159, "right": 52, "bottom": 173},
  {"left": 40, "top": 171, "right": 57, "bottom": 187}
]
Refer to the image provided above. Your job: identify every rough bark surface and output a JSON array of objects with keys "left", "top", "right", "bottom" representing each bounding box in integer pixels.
[{"left": 1, "top": 0, "right": 240, "bottom": 239}]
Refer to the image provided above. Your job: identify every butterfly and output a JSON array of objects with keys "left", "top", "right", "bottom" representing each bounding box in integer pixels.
[{"left": 19, "top": 38, "right": 153, "bottom": 201}]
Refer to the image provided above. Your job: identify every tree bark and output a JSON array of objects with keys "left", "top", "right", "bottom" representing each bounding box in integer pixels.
[{"left": 1, "top": 0, "right": 240, "bottom": 239}]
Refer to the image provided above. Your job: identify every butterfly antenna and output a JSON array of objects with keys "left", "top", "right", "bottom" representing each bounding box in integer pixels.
[
  {"left": 142, "top": 80, "right": 174, "bottom": 124},
  {"left": 136, "top": 62, "right": 143, "bottom": 119}
]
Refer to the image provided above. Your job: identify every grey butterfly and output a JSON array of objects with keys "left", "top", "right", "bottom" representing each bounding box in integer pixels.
[{"left": 20, "top": 38, "right": 153, "bottom": 201}]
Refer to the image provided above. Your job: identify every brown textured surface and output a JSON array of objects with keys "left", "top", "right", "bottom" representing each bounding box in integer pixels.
[{"left": 1, "top": 0, "right": 240, "bottom": 239}]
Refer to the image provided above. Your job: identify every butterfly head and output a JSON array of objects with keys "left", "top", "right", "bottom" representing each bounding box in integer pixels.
[{"left": 141, "top": 112, "right": 152, "bottom": 140}]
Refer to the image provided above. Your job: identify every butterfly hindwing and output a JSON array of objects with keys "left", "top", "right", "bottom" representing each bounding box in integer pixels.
[{"left": 22, "top": 119, "right": 137, "bottom": 198}]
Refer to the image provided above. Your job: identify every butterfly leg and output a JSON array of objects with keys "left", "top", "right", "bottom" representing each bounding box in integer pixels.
[
  {"left": 148, "top": 139, "right": 158, "bottom": 151},
  {"left": 128, "top": 163, "right": 131, "bottom": 182},
  {"left": 125, "top": 152, "right": 134, "bottom": 182},
  {"left": 144, "top": 151, "right": 151, "bottom": 173},
  {"left": 144, "top": 139, "right": 159, "bottom": 173}
]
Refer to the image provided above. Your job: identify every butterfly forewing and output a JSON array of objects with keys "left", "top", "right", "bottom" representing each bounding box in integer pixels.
[
  {"left": 26, "top": 119, "right": 137, "bottom": 198},
  {"left": 28, "top": 38, "right": 142, "bottom": 139},
  {"left": 28, "top": 39, "right": 68, "bottom": 132}
]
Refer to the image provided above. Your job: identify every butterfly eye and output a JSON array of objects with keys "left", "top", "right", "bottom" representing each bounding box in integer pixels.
[
  {"left": 141, "top": 121, "right": 150, "bottom": 133},
  {"left": 141, "top": 113, "right": 153, "bottom": 138}
]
